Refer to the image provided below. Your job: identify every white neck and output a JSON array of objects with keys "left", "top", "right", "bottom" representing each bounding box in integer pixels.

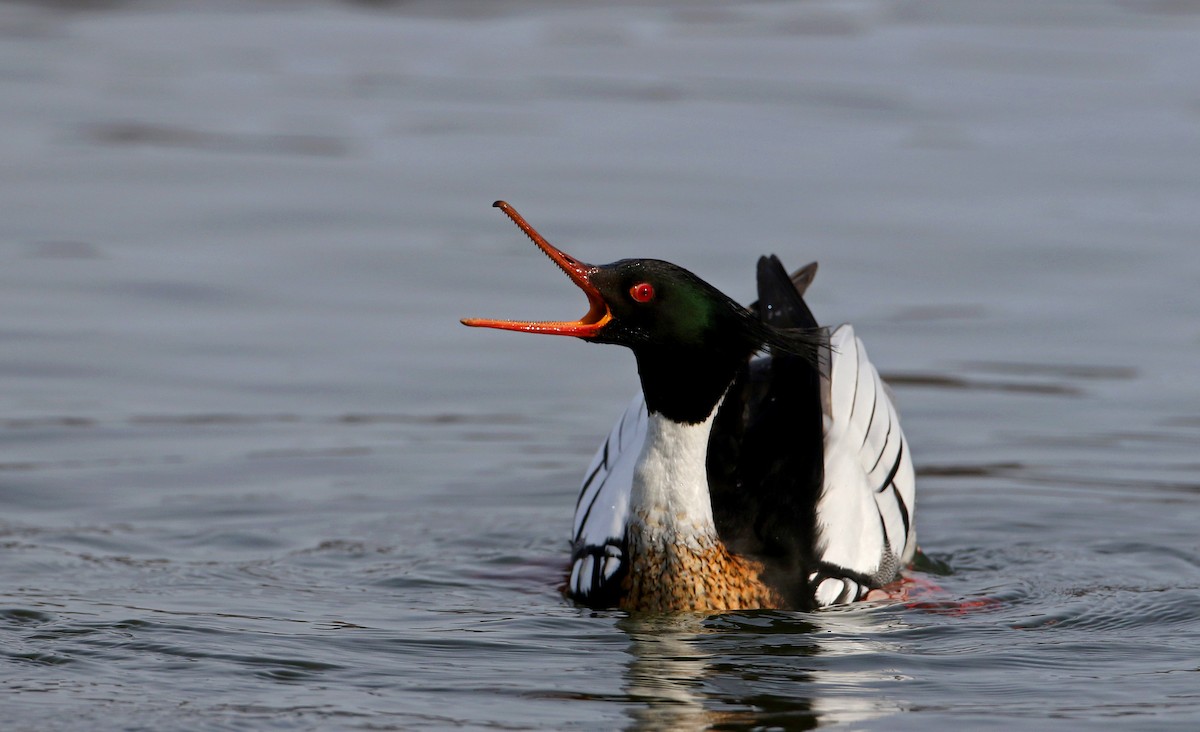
[{"left": 629, "top": 403, "right": 721, "bottom": 547}]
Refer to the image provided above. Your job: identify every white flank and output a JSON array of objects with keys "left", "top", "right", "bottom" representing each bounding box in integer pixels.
[
  {"left": 568, "top": 393, "right": 646, "bottom": 599},
  {"left": 573, "top": 393, "right": 646, "bottom": 547},
  {"left": 816, "top": 325, "right": 916, "bottom": 583}
]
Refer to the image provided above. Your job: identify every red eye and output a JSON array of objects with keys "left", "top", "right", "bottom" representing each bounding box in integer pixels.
[{"left": 629, "top": 282, "right": 655, "bottom": 303}]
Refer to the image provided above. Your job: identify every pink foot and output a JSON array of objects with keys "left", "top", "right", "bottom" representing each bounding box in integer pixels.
[{"left": 864, "top": 573, "right": 1001, "bottom": 615}]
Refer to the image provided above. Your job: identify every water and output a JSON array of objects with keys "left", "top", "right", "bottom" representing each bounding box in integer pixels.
[{"left": 2, "top": 1, "right": 1199, "bottom": 729}]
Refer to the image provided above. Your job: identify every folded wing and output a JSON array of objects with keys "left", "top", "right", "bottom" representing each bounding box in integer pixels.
[{"left": 567, "top": 392, "right": 647, "bottom": 606}]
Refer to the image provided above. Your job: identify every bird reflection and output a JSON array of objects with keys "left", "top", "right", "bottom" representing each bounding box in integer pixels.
[{"left": 616, "top": 607, "right": 906, "bottom": 730}]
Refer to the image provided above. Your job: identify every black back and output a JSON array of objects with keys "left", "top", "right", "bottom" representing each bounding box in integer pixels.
[{"left": 707, "top": 256, "right": 826, "bottom": 609}]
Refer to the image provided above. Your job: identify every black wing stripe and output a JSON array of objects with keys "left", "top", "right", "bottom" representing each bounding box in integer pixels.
[
  {"left": 892, "top": 483, "right": 911, "bottom": 535},
  {"left": 573, "top": 477, "right": 606, "bottom": 543},
  {"left": 577, "top": 451, "right": 607, "bottom": 504},
  {"left": 876, "top": 441, "right": 904, "bottom": 494},
  {"left": 874, "top": 502, "right": 890, "bottom": 550},
  {"left": 868, "top": 408, "right": 894, "bottom": 473},
  {"left": 812, "top": 562, "right": 878, "bottom": 589},
  {"left": 860, "top": 379, "right": 879, "bottom": 449},
  {"left": 847, "top": 337, "right": 861, "bottom": 422},
  {"left": 574, "top": 438, "right": 610, "bottom": 513}
]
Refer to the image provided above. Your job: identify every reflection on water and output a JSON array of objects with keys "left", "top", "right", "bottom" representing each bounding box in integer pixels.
[
  {"left": 622, "top": 615, "right": 734, "bottom": 730},
  {"left": 804, "top": 611, "right": 910, "bottom": 728},
  {"left": 619, "top": 609, "right": 915, "bottom": 730},
  {"left": 622, "top": 613, "right": 822, "bottom": 730}
]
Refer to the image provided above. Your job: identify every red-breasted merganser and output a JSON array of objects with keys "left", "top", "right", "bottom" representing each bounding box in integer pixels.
[{"left": 463, "top": 201, "right": 916, "bottom": 612}]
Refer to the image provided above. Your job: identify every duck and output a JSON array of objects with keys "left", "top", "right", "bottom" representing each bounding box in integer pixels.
[{"left": 463, "top": 201, "right": 916, "bottom": 612}]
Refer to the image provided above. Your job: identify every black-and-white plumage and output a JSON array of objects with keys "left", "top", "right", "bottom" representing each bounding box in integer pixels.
[
  {"left": 464, "top": 201, "right": 917, "bottom": 612},
  {"left": 567, "top": 265, "right": 916, "bottom": 609}
]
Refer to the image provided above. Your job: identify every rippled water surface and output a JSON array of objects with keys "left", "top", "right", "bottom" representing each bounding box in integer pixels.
[{"left": 2, "top": 1, "right": 1199, "bottom": 729}]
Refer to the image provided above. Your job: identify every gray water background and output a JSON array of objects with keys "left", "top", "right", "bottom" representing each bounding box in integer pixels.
[{"left": 2, "top": 1, "right": 1199, "bottom": 729}]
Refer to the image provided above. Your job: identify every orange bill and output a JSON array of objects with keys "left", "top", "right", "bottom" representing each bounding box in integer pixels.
[{"left": 461, "top": 201, "right": 613, "bottom": 337}]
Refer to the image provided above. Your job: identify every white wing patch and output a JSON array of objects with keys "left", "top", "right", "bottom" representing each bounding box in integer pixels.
[
  {"left": 567, "top": 392, "right": 647, "bottom": 601},
  {"left": 815, "top": 325, "right": 916, "bottom": 600}
]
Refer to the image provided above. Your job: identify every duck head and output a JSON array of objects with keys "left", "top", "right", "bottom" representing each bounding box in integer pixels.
[{"left": 462, "top": 201, "right": 823, "bottom": 424}]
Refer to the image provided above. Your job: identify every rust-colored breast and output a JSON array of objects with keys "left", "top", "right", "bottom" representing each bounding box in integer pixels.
[{"left": 620, "top": 523, "right": 785, "bottom": 613}]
